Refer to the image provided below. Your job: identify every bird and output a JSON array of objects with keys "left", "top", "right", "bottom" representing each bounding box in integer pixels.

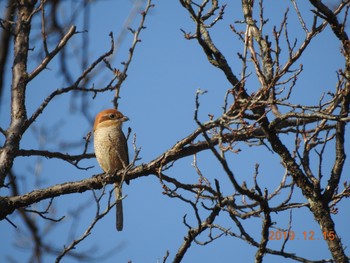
[{"left": 93, "top": 109, "right": 129, "bottom": 231}]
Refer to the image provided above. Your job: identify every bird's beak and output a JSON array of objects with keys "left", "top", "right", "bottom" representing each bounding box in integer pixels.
[{"left": 122, "top": 116, "right": 129, "bottom": 122}]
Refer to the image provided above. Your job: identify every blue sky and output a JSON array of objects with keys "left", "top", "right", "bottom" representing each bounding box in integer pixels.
[{"left": 1, "top": 0, "right": 349, "bottom": 262}]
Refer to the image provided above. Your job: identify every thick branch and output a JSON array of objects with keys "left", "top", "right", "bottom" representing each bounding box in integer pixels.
[{"left": 0, "top": 0, "right": 35, "bottom": 187}]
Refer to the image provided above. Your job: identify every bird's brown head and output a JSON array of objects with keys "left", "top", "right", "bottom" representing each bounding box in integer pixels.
[{"left": 93, "top": 109, "right": 129, "bottom": 132}]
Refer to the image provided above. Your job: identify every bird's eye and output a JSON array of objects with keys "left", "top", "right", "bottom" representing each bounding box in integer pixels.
[{"left": 109, "top": 114, "right": 115, "bottom": 119}]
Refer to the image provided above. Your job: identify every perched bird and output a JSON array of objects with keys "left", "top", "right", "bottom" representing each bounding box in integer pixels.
[{"left": 93, "top": 109, "right": 129, "bottom": 231}]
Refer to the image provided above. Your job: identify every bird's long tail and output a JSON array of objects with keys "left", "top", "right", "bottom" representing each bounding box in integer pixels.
[{"left": 115, "top": 184, "right": 123, "bottom": 231}]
